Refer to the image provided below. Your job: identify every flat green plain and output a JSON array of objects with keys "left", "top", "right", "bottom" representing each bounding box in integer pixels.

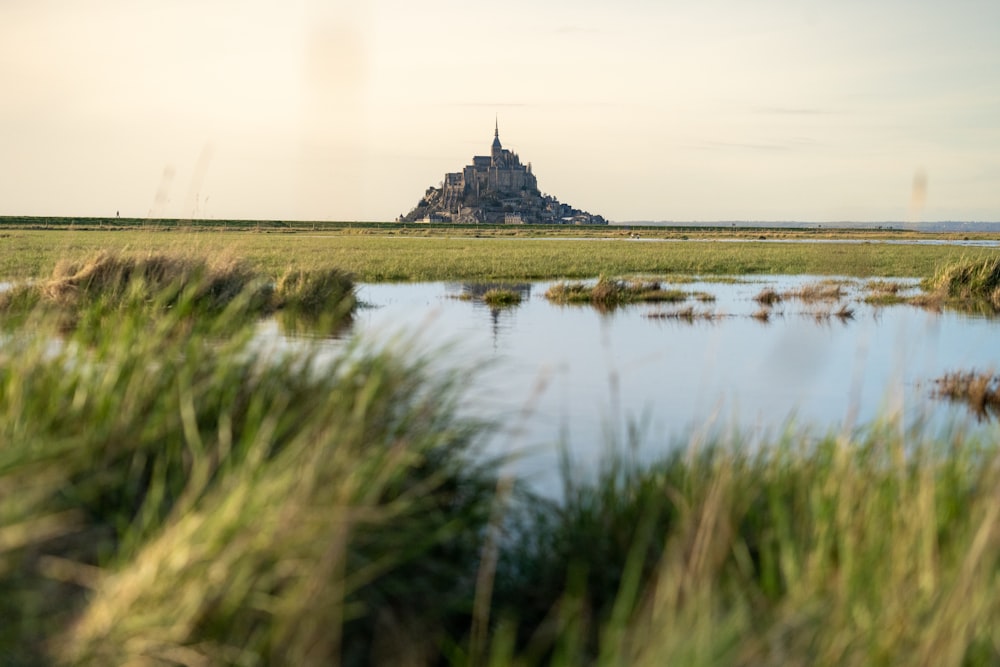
[{"left": 1, "top": 227, "right": 998, "bottom": 282}]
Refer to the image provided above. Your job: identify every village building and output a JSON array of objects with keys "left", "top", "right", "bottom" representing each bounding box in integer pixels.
[{"left": 400, "top": 122, "right": 607, "bottom": 225}]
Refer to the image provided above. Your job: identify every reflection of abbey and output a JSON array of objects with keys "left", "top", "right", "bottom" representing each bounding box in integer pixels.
[{"left": 400, "top": 122, "right": 607, "bottom": 225}]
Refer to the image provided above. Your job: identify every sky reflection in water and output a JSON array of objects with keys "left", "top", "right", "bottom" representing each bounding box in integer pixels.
[{"left": 267, "top": 277, "right": 1000, "bottom": 491}]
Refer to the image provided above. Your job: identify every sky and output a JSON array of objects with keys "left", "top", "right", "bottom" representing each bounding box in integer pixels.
[{"left": 2, "top": 0, "right": 999, "bottom": 223}]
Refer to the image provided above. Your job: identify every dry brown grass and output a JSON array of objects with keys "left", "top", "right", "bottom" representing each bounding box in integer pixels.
[
  {"left": 32, "top": 250, "right": 262, "bottom": 312},
  {"left": 645, "top": 306, "right": 719, "bottom": 322},
  {"left": 932, "top": 370, "right": 1000, "bottom": 419},
  {"left": 783, "top": 280, "right": 846, "bottom": 302},
  {"left": 754, "top": 287, "right": 783, "bottom": 305}
]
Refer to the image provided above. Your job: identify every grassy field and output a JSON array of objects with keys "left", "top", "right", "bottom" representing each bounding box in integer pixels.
[{"left": 1, "top": 227, "right": 998, "bottom": 282}]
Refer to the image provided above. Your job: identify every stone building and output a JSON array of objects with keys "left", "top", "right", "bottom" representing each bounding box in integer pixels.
[{"left": 400, "top": 122, "right": 606, "bottom": 225}]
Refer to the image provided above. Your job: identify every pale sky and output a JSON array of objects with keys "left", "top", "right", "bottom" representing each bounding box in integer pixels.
[{"left": 2, "top": 0, "right": 999, "bottom": 223}]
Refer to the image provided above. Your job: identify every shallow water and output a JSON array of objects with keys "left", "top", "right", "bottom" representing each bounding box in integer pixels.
[{"left": 259, "top": 276, "right": 1000, "bottom": 490}]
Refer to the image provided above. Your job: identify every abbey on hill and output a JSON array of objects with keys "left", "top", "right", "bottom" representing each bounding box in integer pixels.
[{"left": 400, "top": 122, "right": 607, "bottom": 225}]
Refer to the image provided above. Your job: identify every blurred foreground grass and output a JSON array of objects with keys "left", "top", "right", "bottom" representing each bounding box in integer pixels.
[{"left": 3, "top": 257, "right": 1000, "bottom": 665}]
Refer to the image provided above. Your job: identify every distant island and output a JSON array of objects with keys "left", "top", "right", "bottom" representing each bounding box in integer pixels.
[{"left": 399, "top": 122, "right": 606, "bottom": 225}]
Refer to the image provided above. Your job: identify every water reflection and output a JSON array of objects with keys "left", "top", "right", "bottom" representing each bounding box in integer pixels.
[
  {"left": 294, "top": 277, "right": 1000, "bottom": 489},
  {"left": 444, "top": 282, "right": 532, "bottom": 347}
]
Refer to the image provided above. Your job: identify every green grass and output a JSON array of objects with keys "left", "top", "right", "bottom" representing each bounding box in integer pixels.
[
  {"left": 482, "top": 288, "right": 523, "bottom": 307},
  {"left": 545, "top": 277, "right": 693, "bottom": 307},
  {"left": 3, "top": 287, "right": 1000, "bottom": 664},
  {"left": 0, "top": 295, "right": 497, "bottom": 665},
  {"left": 920, "top": 256, "right": 1000, "bottom": 313},
  {"left": 0, "top": 229, "right": 997, "bottom": 283},
  {"left": 0, "top": 250, "right": 357, "bottom": 333}
]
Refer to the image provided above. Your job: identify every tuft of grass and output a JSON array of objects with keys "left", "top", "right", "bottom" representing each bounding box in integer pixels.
[
  {"left": 482, "top": 288, "right": 523, "bottom": 307},
  {"left": 921, "top": 256, "right": 1000, "bottom": 312},
  {"left": 931, "top": 370, "right": 1000, "bottom": 419},
  {"left": 645, "top": 306, "right": 718, "bottom": 322},
  {"left": 864, "top": 293, "right": 909, "bottom": 306},
  {"left": 783, "top": 280, "right": 846, "bottom": 302},
  {"left": 754, "top": 287, "right": 783, "bottom": 305},
  {"left": 273, "top": 267, "right": 357, "bottom": 334},
  {"left": 0, "top": 251, "right": 269, "bottom": 331},
  {"left": 546, "top": 276, "right": 691, "bottom": 308},
  {"left": 274, "top": 267, "right": 356, "bottom": 314},
  {"left": 0, "top": 251, "right": 358, "bottom": 333}
]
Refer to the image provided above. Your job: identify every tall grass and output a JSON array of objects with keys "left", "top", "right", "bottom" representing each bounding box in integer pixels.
[
  {"left": 0, "top": 251, "right": 358, "bottom": 333},
  {"left": 0, "top": 286, "right": 497, "bottom": 665},
  {"left": 545, "top": 277, "right": 689, "bottom": 308},
  {"left": 920, "top": 256, "right": 1000, "bottom": 312}
]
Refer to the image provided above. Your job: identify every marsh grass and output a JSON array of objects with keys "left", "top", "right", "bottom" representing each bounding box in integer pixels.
[
  {"left": 546, "top": 277, "right": 692, "bottom": 308},
  {"left": 492, "top": 428, "right": 1000, "bottom": 666},
  {"left": 810, "top": 303, "right": 855, "bottom": 323},
  {"left": 782, "top": 280, "right": 847, "bottom": 302},
  {"left": 0, "top": 299, "right": 497, "bottom": 665},
  {"left": 0, "top": 251, "right": 357, "bottom": 332},
  {"left": 482, "top": 288, "right": 523, "bottom": 307},
  {"left": 754, "top": 287, "right": 783, "bottom": 305},
  {"left": 920, "top": 256, "right": 1000, "bottom": 313},
  {"left": 932, "top": 371, "right": 1000, "bottom": 420},
  {"left": 645, "top": 306, "right": 719, "bottom": 322}
]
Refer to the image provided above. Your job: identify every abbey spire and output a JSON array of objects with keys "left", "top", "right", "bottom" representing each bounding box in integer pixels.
[{"left": 491, "top": 118, "right": 503, "bottom": 161}]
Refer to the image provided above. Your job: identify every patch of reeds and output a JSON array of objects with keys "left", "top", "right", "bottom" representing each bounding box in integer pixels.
[
  {"left": 482, "top": 288, "right": 523, "bottom": 307},
  {"left": 273, "top": 267, "right": 357, "bottom": 334},
  {"left": 811, "top": 303, "right": 856, "bottom": 322},
  {"left": 545, "top": 276, "right": 691, "bottom": 307},
  {"left": 920, "top": 256, "right": 1000, "bottom": 312},
  {"left": 865, "top": 279, "right": 908, "bottom": 295},
  {"left": 782, "top": 279, "right": 846, "bottom": 302},
  {"left": 931, "top": 370, "right": 1000, "bottom": 419},
  {"left": 645, "top": 306, "right": 719, "bottom": 322},
  {"left": 754, "top": 287, "right": 783, "bottom": 305},
  {"left": 0, "top": 251, "right": 358, "bottom": 331},
  {"left": 862, "top": 279, "right": 915, "bottom": 306}
]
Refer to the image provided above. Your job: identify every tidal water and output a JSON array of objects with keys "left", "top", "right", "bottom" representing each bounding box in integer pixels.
[{"left": 259, "top": 277, "right": 1000, "bottom": 489}]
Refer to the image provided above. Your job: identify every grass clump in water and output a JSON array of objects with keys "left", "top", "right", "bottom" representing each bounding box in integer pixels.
[
  {"left": 932, "top": 370, "right": 1000, "bottom": 419},
  {"left": 273, "top": 267, "right": 357, "bottom": 334},
  {"left": 919, "top": 256, "right": 1000, "bottom": 312},
  {"left": 0, "top": 251, "right": 358, "bottom": 332},
  {"left": 546, "top": 276, "right": 690, "bottom": 307},
  {"left": 754, "top": 287, "right": 783, "bottom": 305},
  {"left": 482, "top": 288, "right": 523, "bottom": 307},
  {"left": 783, "top": 279, "right": 846, "bottom": 302}
]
